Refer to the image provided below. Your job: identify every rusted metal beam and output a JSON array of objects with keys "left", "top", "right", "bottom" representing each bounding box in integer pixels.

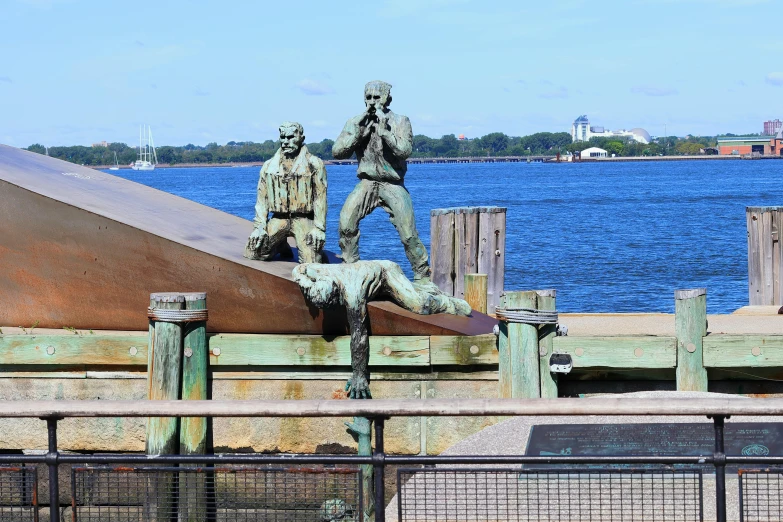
[
  {"left": 0, "top": 146, "right": 496, "bottom": 336},
  {"left": 0, "top": 397, "right": 777, "bottom": 418}
]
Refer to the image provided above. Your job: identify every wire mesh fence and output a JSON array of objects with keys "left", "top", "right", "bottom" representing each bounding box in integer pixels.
[
  {"left": 72, "top": 465, "right": 362, "bottom": 521},
  {"left": 398, "top": 467, "right": 703, "bottom": 522},
  {"left": 0, "top": 466, "right": 37, "bottom": 522},
  {"left": 739, "top": 468, "right": 783, "bottom": 522}
]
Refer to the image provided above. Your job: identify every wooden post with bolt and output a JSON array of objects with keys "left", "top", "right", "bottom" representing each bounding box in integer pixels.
[
  {"left": 145, "top": 291, "right": 209, "bottom": 521},
  {"left": 497, "top": 290, "right": 541, "bottom": 398},
  {"left": 675, "top": 288, "right": 708, "bottom": 392},
  {"left": 537, "top": 289, "right": 558, "bottom": 398}
]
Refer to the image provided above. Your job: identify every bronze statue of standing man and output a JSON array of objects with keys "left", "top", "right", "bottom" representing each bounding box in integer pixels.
[{"left": 333, "top": 81, "right": 431, "bottom": 281}]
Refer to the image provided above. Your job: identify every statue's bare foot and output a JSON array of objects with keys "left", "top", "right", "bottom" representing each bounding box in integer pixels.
[{"left": 345, "top": 374, "right": 372, "bottom": 399}]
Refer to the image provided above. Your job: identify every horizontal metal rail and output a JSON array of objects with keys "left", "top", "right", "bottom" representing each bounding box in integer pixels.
[
  {"left": 0, "top": 397, "right": 781, "bottom": 417},
  {"left": 1, "top": 401, "right": 778, "bottom": 522}
]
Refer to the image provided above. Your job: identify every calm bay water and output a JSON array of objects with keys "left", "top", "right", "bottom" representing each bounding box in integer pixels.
[{"left": 105, "top": 160, "right": 783, "bottom": 314}]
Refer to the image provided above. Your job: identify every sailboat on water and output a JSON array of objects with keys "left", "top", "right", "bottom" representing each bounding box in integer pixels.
[
  {"left": 109, "top": 152, "right": 120, "bottom": 171},
  {"left": 131, "top": 125, "right": 157, "bottom": 171}
]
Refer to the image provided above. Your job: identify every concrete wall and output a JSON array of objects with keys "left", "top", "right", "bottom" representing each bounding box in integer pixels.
[{"left": 0, "top": 374, "right": 499, "bottom": 456}]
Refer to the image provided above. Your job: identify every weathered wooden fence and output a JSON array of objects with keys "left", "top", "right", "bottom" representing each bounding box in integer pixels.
[
  {"left": 747, "top": 206, "right": 783, "bottom": 305},
  {"left": 2, "top": 286, "right": 782, "bottom": 400},
  {"left": 430, "top": 206, "right": 506, "bottom": 313}
]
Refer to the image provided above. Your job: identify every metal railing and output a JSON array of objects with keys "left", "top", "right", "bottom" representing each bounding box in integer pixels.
[{"left": 2, "top": 398, "right": 783, "bottom": 521}]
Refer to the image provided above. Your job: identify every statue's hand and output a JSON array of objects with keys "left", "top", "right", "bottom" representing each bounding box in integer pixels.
[
  {"left": 376, "top": 112, "right": 390, "bottom": 134},
  {"left": 345, "top": 373, "right": 372, "bottom": 399},
  {"left": 359, "top": 122, "right": 375, "bottom": 141},
  {"left": 246, "top": 227, "right": 268, "bottom": 252},
  {"left": 306, "top": 227, "right": 326, "bottom": 252}
]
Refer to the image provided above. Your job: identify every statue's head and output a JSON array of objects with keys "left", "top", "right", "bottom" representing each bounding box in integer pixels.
[
  {"left": 364, "top": 81, "right": 392, "bottom": 113},
  {"left": 292, "top": 264, "right": 341, "bottom": 308},
  {"left": 279, "top": 121, "right": 305, "bottom": 158}
]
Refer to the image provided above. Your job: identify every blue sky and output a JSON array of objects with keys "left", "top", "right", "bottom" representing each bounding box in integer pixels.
[{"left": 1, "top": 0, "right": 781, "bottom": 147}]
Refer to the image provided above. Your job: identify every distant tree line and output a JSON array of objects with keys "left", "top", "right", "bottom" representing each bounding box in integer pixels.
[
  {"left": 25, "top": 132, "right": 721, "bottom": 166},
  {"left": 566, "top": 135, "right": 718, "bottom": 157}
]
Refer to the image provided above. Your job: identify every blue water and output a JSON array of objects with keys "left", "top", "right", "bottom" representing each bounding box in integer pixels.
[{"left": 105, "top": 160, "right": 783, "bottom": 314}]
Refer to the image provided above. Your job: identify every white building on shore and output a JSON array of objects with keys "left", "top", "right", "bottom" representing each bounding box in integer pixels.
[{"left": 571, "top": 115, "right": 650, "bottom": 144}]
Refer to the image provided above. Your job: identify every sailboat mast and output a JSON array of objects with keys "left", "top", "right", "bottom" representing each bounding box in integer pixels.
[{"left": 149, "top": 126, "right": 158, "bottom": 165}]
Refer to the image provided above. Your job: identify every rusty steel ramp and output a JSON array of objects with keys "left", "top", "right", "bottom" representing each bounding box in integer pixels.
[{"left": 0, "top": 145, "right": 496, "bottom": 335}]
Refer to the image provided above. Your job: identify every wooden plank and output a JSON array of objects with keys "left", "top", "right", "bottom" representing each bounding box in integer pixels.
[
  {"left": 0, "top": 335, "right": 147, "bottom": 365},
  {"left": 454, "top": 209, "right": 479, "bottom": 300},
  {"left": 675, "top": 289, "right": 708, "bottom": 391},
  {"left": 537, "top": 290, "right": 558, "bottom": 398},
  {"left": 552, "top": 336, "right": 677, "bottom": 368},
  {"left": 497, "top": 294, "right": 512, "bottom": 398},
  {"left": 146, "top": 293, "right": 184, "bottom": 521},
  {"left": 207, "top": 334, "right": 430, "bottom": 366},
  {"left": 430, "top": 210, "right": 455, "bottom": 296},
  {"left": 763, "top": 211, "right": 774, "bottom": 304},
  {"left": 774, "top": 209, "right": 781, "bottom": 305},
  {"left": 478, "top": 208, "right": 506, "bottom": 314},
  {"left": 748, "top": 208, "right": 762, "bottom": 305},
  {"left": 704, "top": 334, "right": 783, "bottom": 367},
  {"left": 464, "top": 274, "right": 488, "bottom": 314},
  {"left": 429, "top": 334, "right": 498, "bottom": 365},
  {"left": 210, "top": 370, "right": 500, "bottom": 380},
  {"left": 507, "top": 291, "right": 540, "bottom": 398},
  {"left": 180, "top": 293, "right": 208, "bottom": 483}
]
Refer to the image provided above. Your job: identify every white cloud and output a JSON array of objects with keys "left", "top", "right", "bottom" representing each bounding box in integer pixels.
[
  {"left": 765, "top": 72, "right": 783, "bottom": 86},
  {"left": 631, "top": 86, "right": 679, "bottom": 97},
  {"left": 0, "top": 76, "right": 12, "bottom": 84},
  {"left": 296, "top": 79, "right": 334, "bottom": 96}
]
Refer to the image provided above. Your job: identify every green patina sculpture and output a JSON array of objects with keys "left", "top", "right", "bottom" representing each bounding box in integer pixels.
[
  {"left": 293, "top": 260, "right": 471, "bottom": 398},
  {"left": 245, "top": 122, "right": 327, "bottom": 263},
  {"left": 333, "top": 81, "right": 431, "bottom": 281}
]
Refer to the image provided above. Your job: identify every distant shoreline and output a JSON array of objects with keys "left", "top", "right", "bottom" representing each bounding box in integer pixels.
[{"left": 88, "top": 154, "right": 781, "bottom": 170}]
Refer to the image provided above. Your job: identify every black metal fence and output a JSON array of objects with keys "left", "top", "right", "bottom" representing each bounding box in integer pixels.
[
  {"left": 398, "top": 468, "right": 703, "bottom": 522},
  {"left": 739, "top": 468, "right": 783, "bottom": 522},
  {"left": 72, "top": 465, "right": 362, "bottom": 521},
  {"left": 3, "top": 399, "right": 783, "bottom": 521},
  {"left": 0, "top": 466, "right": 37, "bottom": 522}
]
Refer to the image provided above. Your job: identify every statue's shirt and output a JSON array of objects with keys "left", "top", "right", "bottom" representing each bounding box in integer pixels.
[
  {"left": 262, "top": 146, "right": 320, "bottom": 214},
  {"left": 343, "top": 111, "right": 413, "bottom": 183}
]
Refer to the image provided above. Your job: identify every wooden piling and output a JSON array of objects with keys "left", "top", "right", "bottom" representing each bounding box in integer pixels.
[
  {"left": 146, "top": 292, "right": 184, "bottom": 521},
  {"left": 146, "top": 292, "right": 184, "bottom": 453},
  {"left": 464, "top": 274, "right": 488, "bottom": 314},
  {"left": 498, "top": 291, "right": 541, "bottom": 398},
  {"left": 180, "top": 292, "right": 208, "bottom": 455},
  {"left": 477, "top": 208, "right": 506, "bottom": 314},
  {"left": 430, "top": 207, "right": 506, "bottom": 313},
  {"left": 430, "top": 210, "right": 455, "bottom": 296},
  {"left": 675, "top": 288, "right": 708, "bottom": 392},
  {"left": 747, "top": 206, "right": 783, "bottom": 305},
  {"left": 180, "top": 292, "right": 208, "bottom": 522},
  {"left": 536, "top": 290, "right": 558, "bottom": 399}
]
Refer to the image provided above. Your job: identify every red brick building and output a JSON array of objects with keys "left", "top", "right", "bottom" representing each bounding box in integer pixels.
[{"left": 717, "top": 133, "right": 783, "bottom": 156}]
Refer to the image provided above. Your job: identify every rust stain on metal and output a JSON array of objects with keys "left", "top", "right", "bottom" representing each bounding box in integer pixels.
[{"left": 0, "top": 147, "right": 496, "bottom": 336}]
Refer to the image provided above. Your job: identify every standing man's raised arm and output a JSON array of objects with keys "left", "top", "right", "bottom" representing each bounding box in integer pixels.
[
  {"left": 333, "top": 117, "right": 361, "bottom": 159},
  {"left": 378, "top": 114, "right": 413, "bottom": 159}
]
